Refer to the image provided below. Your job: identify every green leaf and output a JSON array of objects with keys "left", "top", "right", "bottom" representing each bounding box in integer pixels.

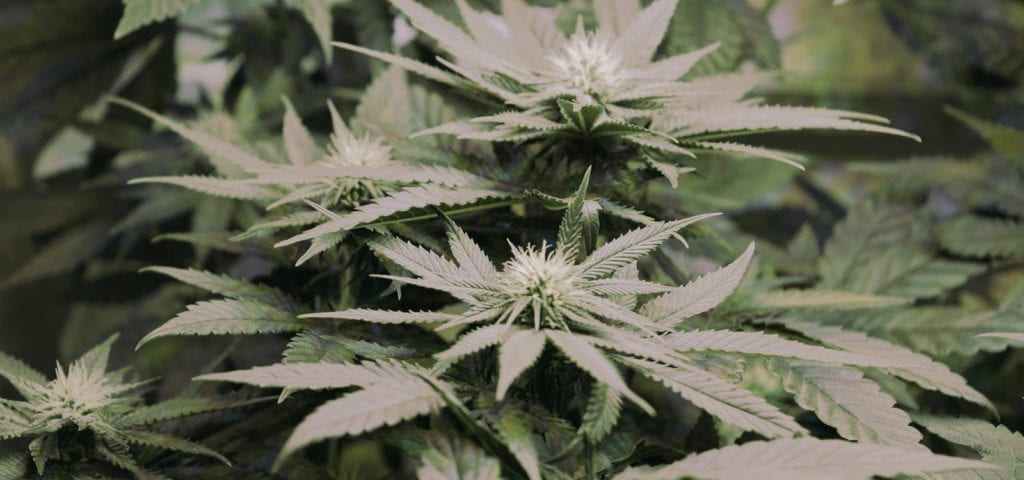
[
  {"left": 0, "top": 351, "right": 47, "bottom": 395},
  {"left": 775, "top": 360, "right": 921, "bottom": 446},
  {"left": 138, "top": 299, "right": 302, "bottom": 347},
  {"left": 613, "top": 438, "right": 997, "bottom": 480},
  {"left": 845, "top": 307, "right": 1024, "bottom": 357},
  {"left": 938, "top": 215, "right": 1024, "bottom": 259},
  {"left": 282, "top": 330, "right": 356, "bottom": 364},
  {"left": 117, "top": 396, "right": 263, "bottom": 427},
  {"left": 557, "top": 100, "right": 607, "bottom": 134},
  {"left": 0, "top": 220, "right": 110, "bottom": 290},
  {"left": 114, "top": 0, "right": 200, "bottom": 39},
  {"left": 0, "top": 455, "right": 31, "bottom": 480},
  {"left": 118, "top": 429, "right": 229, "bottom": 465},
  {"left": 914, "top": 415, "right": 1024, "bottom": 476},
  {"left": 556, "top": 167, "right": 592, "bottom": 259},
  {"left": 492, "top": 406, "right": 541, "bottom": 480},
  {"left": 578, "top": 383, "right": 622, "bottom": 443},
  {"left": 661, "top": 0, "right": 779, "bottom": 77},
  {"left": 946, "top": 106, "right": 1024, "bottom": 167},
  {"left": 818, "top": 203, "right": 982, "bottom": 298},
  {"left": 417, "top": 433, "right": 502, "bottom": 480}
]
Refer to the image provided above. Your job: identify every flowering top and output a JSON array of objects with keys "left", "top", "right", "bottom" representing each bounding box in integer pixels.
[
  {"left": 0, "top": 335, "right": 231, "bottom": 475},
  {"left": 337, "top": 0, "right": 919, "bottom": 179}
]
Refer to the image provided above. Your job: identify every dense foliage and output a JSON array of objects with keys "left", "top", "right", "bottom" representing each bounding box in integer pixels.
[{"left": 1, "top": 0, "right": 1023, "bottom": 479}]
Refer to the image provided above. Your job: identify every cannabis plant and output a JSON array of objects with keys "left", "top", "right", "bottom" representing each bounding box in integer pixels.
[
  {"left": 4, "top": 0, "right": 1022, "bottom": 478},
  {"left": 340, "top": 0, "right": 918, "bottom": 176},
  {"left": 0, "top": 335, "right": 250, "bottom": 479}
]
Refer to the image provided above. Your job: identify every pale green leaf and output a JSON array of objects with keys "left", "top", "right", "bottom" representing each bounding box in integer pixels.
[
  {"left": 138, "top": 299, "right": 301, "bottom": 347},
  {"left": 578, "top": 214, "right": 718, "bottom": 280},
  {"left": 110, "top": 98, "right": 269, "bottom": 172},
  {"left": 279, "top": 372, "right": 442, "bottom": 461},
  {"left": 436, "top": 324, "right": 511, "bottom": 363},
  {"left": 333, "top": 41, "right": 459, "bottom": 86},
  {"left": 0, "top": 352, "right": 46, "bottom": 388},
  {"left": 614, "top": 438, "right": 996, "bottom": 480},
  {"left": 546, "top": 330, "right": 654, "bottom": 415},
  {"left": 642, "top": 242, "right": 753, "bottom": 324},
  {"left": 292, "top": 0, "right": 333, "bottom": 62},
  {"left": 277, "top": 185, "right": 515, "bottom": 248},
  {"left": 613, "top": 0, "right": 679, "bottom": 65},
  {"left": 445, "top": 220, "right": 499, "bottom": 284},
  {"left": 776, "top": 360, "right": 921, "bottom": 446},
  {"left": 495, "top": 330, "right": 546, "bottom": 401},
  {"left": 750, "top": 290, "right": 909, "bottom": 309},
  {"left": 776, "top": 319, "right": 995, "bottom": 411},
  {"left": 142, "top": 266, "right": 294, "bottom": 309},
  {"left": 667, "top": 330, "right": 881, "bottom": 367},
  {"left": 129, "top": 175, "right": 278, "bottom": 200},
  {"left": 301, "top": 309, "right": 459, "bottom": 324},
  {"left": 281, "top": 96, "right": 319, "bottom": 166},
  {"left": 629, "top": 358, "right": 805, "bottom": 438}
]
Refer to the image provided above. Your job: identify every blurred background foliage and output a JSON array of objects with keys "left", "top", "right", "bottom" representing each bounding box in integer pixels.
[{"left": 1, "top": 0, "right": 1022, "bottom": 472}]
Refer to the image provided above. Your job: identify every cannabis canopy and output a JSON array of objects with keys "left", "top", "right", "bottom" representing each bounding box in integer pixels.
[{"left": 1, "top": 0, "right": 1022, "bottom": 479}]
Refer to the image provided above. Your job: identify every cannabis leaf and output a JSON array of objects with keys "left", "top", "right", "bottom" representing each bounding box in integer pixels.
[
  {"left": 774, "top": 360, "right": 922, "bottom": 446},
  {"left": 196, "top": 360, "right": 450, "bottom": 468},
  {"left": 613, "top": 437, "right": 998, "bottom": 480},
  {"left": 137, "top": 267, "right": 302, "bottom": 348},
  {"left": 114, "top": 0, "right": 200, "bottom": 39},
  {"left": 418, "top": 433, "right": 502, "bottom": 480},
  {"left": 914, "top": 415, "right": 1024, "bottom": 477}
]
